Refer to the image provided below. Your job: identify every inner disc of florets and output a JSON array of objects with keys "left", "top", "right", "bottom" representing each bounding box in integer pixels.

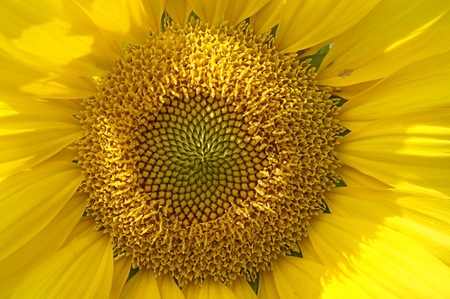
[
  {"left": 137, "top": 95, "right": 265, "bottom": 226},
  {"left": 78, "top": 21, "right": 342, "bottom": 285}
]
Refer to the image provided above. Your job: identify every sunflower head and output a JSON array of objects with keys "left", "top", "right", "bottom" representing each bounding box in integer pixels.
[{"left": 77, "top": 19, "right": 342, "bottom": 285}]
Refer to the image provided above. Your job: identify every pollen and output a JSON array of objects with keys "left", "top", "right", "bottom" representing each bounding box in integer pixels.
[{"left": 77, "top": 21, "right": 342, "bottom": 285}]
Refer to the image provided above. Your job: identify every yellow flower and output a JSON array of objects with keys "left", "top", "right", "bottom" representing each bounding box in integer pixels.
[{"left": 1, "top": 0, "right": 450, "bottom": 298}]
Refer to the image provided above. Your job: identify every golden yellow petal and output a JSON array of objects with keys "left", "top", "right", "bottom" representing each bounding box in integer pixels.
[
  {"left": 224, "top": 0, "right": 270, "bottom": 25},
  {"left": 309, "top": 214, "right": 450, "bottom": 297},
  {"left": 0, "top": 0, "right": 117, "bottom": 77},
  {"left": 166, "top": 0, "right": 191, "bottom": 24},
  {"left": 298, "top": 237, "right": 322, "bottom": 263},
  {"left": 72, "top": 0, "right": 147, "bottom": 44},
  {"left": 318, "top": 0, "right": 450, "bottom": 86},
  {"left": 119, "top": 269, "right": 161, "bottom": 299},
  {"left": 338, "top": 109, "right": 450, "bottom": 197},
  {"left": 157, "top": 274, "right": 185, "bottom": 299},
  {"left": 274, "top": 256, "right": 373, "bottom": 299},
  {"left": 10, "top": 224, "right": 113, "bottom": 299},
  {"left": 339, "top": 51, "right": 450, "bottom": 126},
  {"left": 0, "top": 52, "right": 96, "bottom": 99},
  {"left": 272, "top": 256, "right": 324, "bottom": 298},
  {"left": 0, "top": 192, "right": 86, "bottom": 298},
  {"left": 0, "top": 159, "right": 82, "bottom": 262},
  {"left": 337, "top": 165, "right": 390, "bottom": 189},
  {"left": 0, "top": 98, "right": 82, "bottom": 178},
  {"left": 198, "top": 277, "right": 238, "bottom": 299},
  {"left": 140, "top": 0, "right": 166, "bottom": 33},
  {"left": 230, "top": 277, "right": 257, "bottom": 299},
  {"left": 43, "top": 98, "right": 84, "bottom": 115},
  {"left": 275, "top": 0, "right": 379, "bottom": 52},
  {"left": 330, "top": 79, "right": 380, "bottom": 100},
  {"left": 249, "top": 0, "right": 283, "bottom": 34},
  {"left": 187, "top": 0, "right": 229, "bottom": 26},
  {"left": 62, "top": 216, "right": 98, "bottom": 247},
  {"left": 257, "top": 270, "right": 280, "bottom": 299},
  {"left": 182, "top": 282, "right": 201, "bottom": 299},
  {"left": 327, "top": 187, "right": 450, "bottom": 266},
  {"left": 110, "top": 256, "right": 132, "bottom": 299}
]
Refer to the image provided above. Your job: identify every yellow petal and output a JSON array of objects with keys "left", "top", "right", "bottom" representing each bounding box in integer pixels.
[
  {"left": 230, "top": 277, "right": 257, "bottom": 299},
  {"left": 272, "top": 256, "right": 324, "bottom": 298},
  {"left": 0, "top": 159, "right": 82, "bottom": 261},
  {"left": 119, "top": 269, "right": 161, "bottom": 299},
  {"left": 258, "top": 270, "right": 280, "bottom": 299},
  {"left": 338, "top": 109, "right": 450, "bottom": 197},
  {"left": 273, "top": 256, "right": 372, "bottom": 299},
  {"left": 0, "top": 0, "right": 117, "bottom": 77},
  {"left": 318, "top": 0, "right": 450, "bottom": 86},
  {"left": 198, "top": 277, "right": 238, "bottom": 299},
  {"left": 275, "top": 0, "right": 379, "bottom": 52},
  {"left": 249, "top": 0, "right": 283, "bottom": 35},
  {"left": 0, "top": 52, "right": 96, "bottom": 99},
  {"left": 309, "top": 214, "right": 450, "bottom": 297},
  {"left": 62, "top": 215, "right": 99, "bottom": 247},
  {"left": 73, "top": 0, "right": 147, "bottom": 44},
  {"left": 187, "top": 0, "right": 230, "bottom": 26},
  {"left": 166, "top": 0, "right": 191, "bottom": 24},
  {"left": 327, "top": 187, "right": 450, "bottom": 266},
  {"left": 330, "top": 79, "right": 380, "bottom": 100},
  {"left": 157, "top": 274, "right": 185, "bottom": 299},
  {"left": 10, "top": 224, "right": 113, "bottom": 299},
  {"left": 224, "top": 0, "right": 270, "bottom": 26},
  {"left": 182, "top": 282, "right": 201, "bottom": 299},
  {"left": 339, "top": 51, "right": 450, "bottom": 127},
  {"left": 110, "top": 256, "right": 132, "bottom": 299},
  {"left": 140, "top": 0, "right": 166, "bottom": 33},
  {"left": 0, "top": 98, "right": 82, "bottom": 178},
  {"left": 0, "top": 192, "right": 86, "bottom": 298},
  {"left": 337, "top": 165, "right": 390, "bottom": 189}
]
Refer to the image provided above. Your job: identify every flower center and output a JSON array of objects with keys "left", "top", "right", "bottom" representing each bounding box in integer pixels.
[
  {"left": 78, "top": 21, "right": 342, "bottom": 285},
  {"left": 138, "top": 96, "right": 265, "bottom": 226}
]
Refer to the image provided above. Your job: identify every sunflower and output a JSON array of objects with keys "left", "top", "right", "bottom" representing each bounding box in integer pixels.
[{"left": 1, "top": 0, "right": 450, "bottom": 298}]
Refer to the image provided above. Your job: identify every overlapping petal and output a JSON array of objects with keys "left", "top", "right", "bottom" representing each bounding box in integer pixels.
[
  {"left": 198, "top": 277, "right": 238, "bottom": 299},
  {"left": 140, "top": 0, "right": 166, "bottom": 33},
  {"left": 0, "top": 98, "right": 82, "bottom": 178},
  {"left": 258, "top": 270, "right": 281, "bottom": 299},
  {"left": 110, "top": 256, "right": 132, "bottom": 299},
  {"left": 166, "top": 0, "right": 191, "bottom": 24},
  {"left": 0, "top": 155, "right": 82, "bottom": 261},
  {"left": 0, "top": 0, "right": 118, "bottom": 77},
  {"left": 157, "top": 274, "right": 185, "bottom": 299},
  {"left": 249, "top": 0, "right": 283, "bottom": 34},
  {"left": 119, "top": 269, "right": 161, "bottom": 299},
  {"left": 10, "top": 218, "right": 113, "bottom": 299},
  {"left": 337, "top": 109, "right": 450, "bottom": 197},
  {"left": 308, "top": 214, "right": 450, "bottom": 297},
  {"left": 272, "top": 256, "right": 373, "bottom": 298},
  {"left": 327, "top": 188, "right": 450, "bottom": 266},
  {"left": 275, "top": 0, "right": 379, "bottom": 52},
  {"left": 223, "top": 0, "right": 270, "bottom": 26},
  {"left": 0, "top": 192, "right": 85, "bottom": 298},
  {"left": 337, "top": 165, "right": 390, "bottom": 189},
  {"left": 230, "top": 277, "right": 258, "bottom": 299},
  {"left": 318, "top": 0, "right": 450, "bottom": 86},
  {"left": 186, "top": 0, "right": 229, "bottom": 26},
  {"left": 338, "top": 51, "right": 450, "bottom": 129},
  {"left": 73, "top": 0, "right": 148, "bottom": 44},
  {"left": 0, "top": 52, "right": 97, "bottom": 99}
]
